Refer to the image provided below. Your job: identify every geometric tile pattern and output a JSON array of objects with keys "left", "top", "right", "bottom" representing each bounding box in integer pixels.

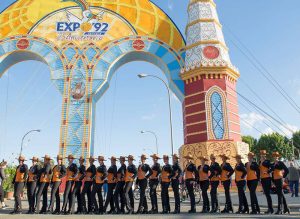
[{"left": 210, "top": 91, "right": 224, "bottom": 139}]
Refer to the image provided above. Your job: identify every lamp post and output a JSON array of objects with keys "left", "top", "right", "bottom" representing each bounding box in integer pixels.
[
  {"left": 138, "top": 74, "right": 174, "bottom": 159},
  {"left": 141, "top": 130, "right": 158, "bottom": 154},
  {"left": 20, "top": 129, "right": 41, "bottom": 156}
]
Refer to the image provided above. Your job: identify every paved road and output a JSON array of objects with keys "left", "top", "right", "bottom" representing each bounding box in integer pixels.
[{"left": 1, "top": 191, "right": 299, "bottom": 218}]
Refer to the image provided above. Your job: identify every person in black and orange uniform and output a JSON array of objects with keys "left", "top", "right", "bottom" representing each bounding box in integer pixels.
[
  {"left": 184, "top": 153, "right": 198, "bottom": 214},
  {"left": 197, "top": 156, "right": 210, "bottom": 213},
  {"left": 245, "top": 152, "right": 260, "bottom": 214},
  {"left": 209, "top": 154, "right": 221, "bottom": 213},
  {"left": 219, "top": 154, "right": 234, "bottom": 213},
  {"left": 259, "top": 150, "right": 273, "bottom": 214},
  {"left": 82, "top": 156, "right": 96, "bottom": 213},
  {"left": 148, "top": 154, "right": 161, "bottom": 214},
  {"left": 27, "top": 156, "right": 40, "bottom": 214},
  {"left": 104, "top": 156, "right": 118, "bottom": 214},
  {"left": 233, "top": 154, "right": 248, "bottom": 214},
  {"left": 124, "top": 155, "right": 137, "bottom": 214},
  {"left": 61, "top": 154, "right": 78, "bottom": 214},
  {"left": 10, "top": 155, "right": 28, "bottom": 214},
  {"left": 114, "top": 156, "right": 126, "bottom": 214},
  {"left": 92, "top": 156, "right": 107, "bottom": 214},
  {"left": 171, "top": 154, "right": 182, "bottom": 214},
  {"left": 161, "top": 155, "right": 174, "bottom": 214},
  {"left": 48, "top": 155, "right": 66, "bottom": 214},
  {"left": 71, "top": 156, "right": 86, "bottom": 214},
  {"left": 136, "top": 154, "right": 152, "bottom": 214},
  {"left": 272, "top": 152, "right": 290, "bottom": 215},
  {"left": 35, "top": 155, "right": 52, "bottom": 214}
]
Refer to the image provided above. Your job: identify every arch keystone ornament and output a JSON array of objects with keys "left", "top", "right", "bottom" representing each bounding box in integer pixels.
[{"left": 0, "top": 0, "right": 248, "bottom": 164}]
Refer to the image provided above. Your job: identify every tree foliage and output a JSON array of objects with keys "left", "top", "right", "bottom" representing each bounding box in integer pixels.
[{"left": 242, "top": 132, "right": 293, "bottom": 160}]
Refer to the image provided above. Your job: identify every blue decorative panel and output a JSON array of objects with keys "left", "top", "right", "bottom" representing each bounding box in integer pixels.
[{"left": 211, "top": 92, "right": 225, "bottom": 139}]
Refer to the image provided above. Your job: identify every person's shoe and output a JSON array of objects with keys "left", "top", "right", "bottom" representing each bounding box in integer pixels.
[
  {"left": 52, "top": 209, "right": 60, "bottom": 215},
  {"left": 241, "top": 208, "right": 249, "bottom": 214},
  {"left": 188, "top": 209, "right": 196, "bottom": 213},
  {"left": 126, "top": 209, "right": 134, "bottom": 214},
  {"left": 2, "top": 204, "right": 9, "bottom": 209},
  {"left": 173, "top": 209, "right": 180, "bottom": 214},
  {"left": 275, "top": 210, "right": 283, "bottom": 215},
  {"left": 284, "top": 208, "right": 290, "bottom": 214},
  {"left": 264, "top": 209, "right": 274, "bottom": 214},
  {"left": 250, "top": 211, "right": 258, "bottom": 214},
  {"left": 39, "top": 210, "right": 47, "bottom": 214},
  {"left": 149, "top": 209, "right": 158, "bottom": 214},
  {"left": 142, "top": 210, "right": 148, "bottom": 214},
  {"left": 9, "top": 210, "right": 16, "bottom": 214}
]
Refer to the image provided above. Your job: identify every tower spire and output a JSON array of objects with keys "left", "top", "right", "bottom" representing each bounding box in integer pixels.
[{"left": 183, "top": 0, "right": 239, "bottom": 80}]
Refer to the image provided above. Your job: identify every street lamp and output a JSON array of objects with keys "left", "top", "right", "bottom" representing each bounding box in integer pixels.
[
  {"left": 20, "top": 129, "right": 41, "bottom": 155},
  {"left": 138, "top": 74, "right": 174, "bottom": 160},
  {"left": 141, "top": 130, "right": 158, "bottom": 154}
]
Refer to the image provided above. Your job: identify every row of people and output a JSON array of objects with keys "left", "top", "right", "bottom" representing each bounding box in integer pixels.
[{"left": 9, "top": 150, "right": 290, "bottom": 215}]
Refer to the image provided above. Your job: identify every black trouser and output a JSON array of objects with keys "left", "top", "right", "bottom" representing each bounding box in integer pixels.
[
  {"left": 0, "top": 184, "right": 4, "bottom": 202},
  {"left": 247, "top": 179, "right": 260, "bottom": 212},
  {"left": 62, "top": 180, "right": 74, "bottom": 211},
  {"left": 104, "top": 183, "right": 116, "bottom": 212},
  {"left": 91, "top": 183, "right": 104, "bottom": 213},
  {"left": 210, "top": 181, "right": 219, "bottom": 210},
  {"left": 81, "top": 181, "right": 93, "bottom": 212},
  {"left": 185, "top": 179, "right": 195, "bottom": 211},
  {"left": 124, "top": 181, "right": 134, "bottom": 211},
  {"left": 36, "top": 182, "right": 49, "bottom": 212},
  {"left": 27, "top": 181, "right": 37, "bottom": 212},
  {"left": 113, "top": 181, "right": 125, "bottom": 212},
  {"left": 200, "top": 180, "right": 210, "bottom": 210},
  {"left": 261, "top": 177, "right": 273, "bottom": 211},
  {"left": 171, "top": 179, "right": 180, "bottom": 211},
  {"left": 236, "top": 180, "right": 248, "bottom": 211},
  {"left": 137, "top": 179, "right": 148, "bottom": 211},
  {"left": 161, "top": 181, "right": 170, "bottom": 212},
  {"left": 274, "top": 179, "right": 288, "bottom": 211},
  {"left": 48, "top": 181, "right": 61, "bottom": 212},
  {"left": 71, "top": 181, "right": 83, "bottom": 213},
  {"left": 14, "top": 182, "right": 24, "bottom": 211},
  {"left": 149, "top": 179, "right": 159, "bottom": 211},
  {"left": 222, "top": 180, "right": 232, "bottom": 208}
]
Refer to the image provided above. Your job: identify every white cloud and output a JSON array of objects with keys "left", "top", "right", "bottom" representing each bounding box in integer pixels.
[
  {"left": 141, "top": 113, "right": 156, "bottom": 121},
  {"left": 168, "top": 0, "right": 174, "bottom": 11},
  {"left": 280, "top": 123, "right": 298, "bottom": 137},
  {"left": 240, "top": 112, "right": 265, "bottom": 128},
  {"left": 263, "top": 127, "right": 274, "bottom": 135}
]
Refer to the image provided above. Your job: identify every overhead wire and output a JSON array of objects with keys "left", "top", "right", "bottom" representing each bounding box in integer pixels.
[{"left": 223, "top": 24, "right": 300, "bottom": 114}]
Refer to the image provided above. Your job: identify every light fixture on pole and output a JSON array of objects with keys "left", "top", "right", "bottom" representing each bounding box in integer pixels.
[
  {"left": 141, "top": 130, "right": 158, "bottom": 154},
  {"left": 138, "top": 73, "right": 174, "bottom": 160},
  {"left": 20, "top": 129, "right": 41, "bottom": 156}
]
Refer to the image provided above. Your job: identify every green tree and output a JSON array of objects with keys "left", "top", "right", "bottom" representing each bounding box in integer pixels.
[
  {"left": 242, "top": 135, "right": 257, "bottom": 151},
  {"left": 292, "top": 131, "right": 300, "bottom": 159},
  {"left": 256, "top": 132, "right": 293, "bottom": 160}
]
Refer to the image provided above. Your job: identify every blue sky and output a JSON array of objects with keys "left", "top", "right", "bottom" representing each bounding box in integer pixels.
[{"left": 0, "top": 0, "right": 300, "bottom": 164}]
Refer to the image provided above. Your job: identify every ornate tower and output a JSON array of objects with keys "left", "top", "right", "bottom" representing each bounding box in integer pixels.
[{"left": 179, "top": 0, "right": 249, "bottom": 166}]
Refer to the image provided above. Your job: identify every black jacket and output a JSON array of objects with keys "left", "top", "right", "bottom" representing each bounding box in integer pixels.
[
  {"left": 272, "top": 161, "right": 289, "bottom": 178},
  {"left": 235, "top": 162, "right": 247, "bottom": 180},
  {"left": 117, "top": 164, "right": 126, "bottom": 181},
  {"left": 52, "top": 164, "right": 67, "bottom": 180},
  {"left": 28, "top": 164, "right": 41, "bottom": 182},
  {"left": 13, "top": 164, "right": 28, "bottom": 184},
  {"left": 138, "top": 164, "right": 153, "bottom": 177},
  {"left": 96, "top": 164, "right": 107, "bottom": 181},
  {"left": 67, "top": 163, "right": 78, "bottom": 179},
  {"left": 221, "top": 162, "right": 234, "bottom": 178},
  {"left": 172, "top": 162, "right": 182, "bottom": 180},
  {"left": 209, "top": 162, "right": 221, "bottom": 179},
  {"left": 150, "top": 163, "right": 161, "bottom": 180},
  {"left": 107, "top": 164, "right": 118, "bottom": 181},
  {"left": 126, "top": 164, "right": 137, "bottom": 179},
  {"left": 259, "top": 159, "right": 272, "bottom": 174},
  {"left": 162, "top": 163, "right": 174, "bottom": 180},
  {"left": 86, "top": 164, "right": 96, "bottom": 179},
  {"left": 245, "top": 161, "right": 260, "bottom": 179},
  {"left": 77, "top": 164, "right": 86, "bottom": 181},
  {"left": 185, "top": 162, "right": 198, "bottom": 181}
]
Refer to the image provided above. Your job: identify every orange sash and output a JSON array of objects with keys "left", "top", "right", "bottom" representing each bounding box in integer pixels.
[
  {"left": 246, "top": 163, "right": 257, "bottom": 181},
  {"left": 15, "top": 167, "right": 25, "bottom": 183}
]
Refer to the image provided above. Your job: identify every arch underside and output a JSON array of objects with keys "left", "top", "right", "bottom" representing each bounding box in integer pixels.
[{"left": 92, "top": 36, "right": 185, "bottom": 102}]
